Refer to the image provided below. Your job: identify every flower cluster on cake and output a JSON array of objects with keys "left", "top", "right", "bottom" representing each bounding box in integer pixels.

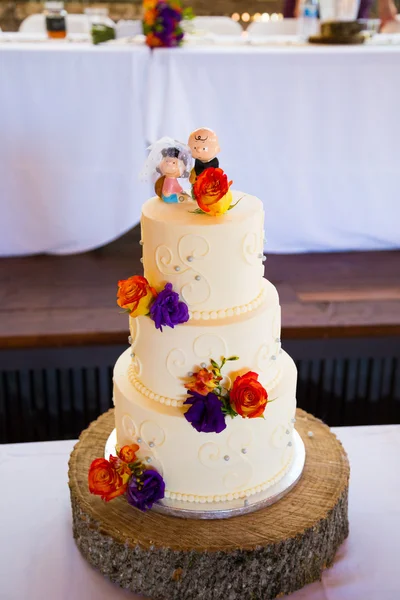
[{"left": 89, "top": 128, "right": 297, "bottom": 513}]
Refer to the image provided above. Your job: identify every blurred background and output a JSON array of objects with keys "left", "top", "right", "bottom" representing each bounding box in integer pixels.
[
  {"left": 0, "top": 0, "right": 399, "bottom": 444},
  {"left": 0, "top": 0, "right": 397, "bottom": 29}
]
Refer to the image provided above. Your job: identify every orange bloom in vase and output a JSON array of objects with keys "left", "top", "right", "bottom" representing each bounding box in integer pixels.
[
  {"left": 143, "top": 0, "right": 157, "bottom": 10},
  {"left": 193, "top": 168, "right": 233, "bottom": 216},
  {"left": 88, "top": 457, "right": 128, "bottom": 502},
  {"left": 146, "top": 32, "right": 164, "bottom": 47},
  {"left": 143, "top": 9, "right": 157, "bottom": 26},
  {"left": 230, "top": 372, "right": 268, "bottom": 418},
  {"left": 117, "top": 275, "right": 156, "bottom": 317},
  {"left": 185, "top": 368, "right": 222, "bottom": 396}
]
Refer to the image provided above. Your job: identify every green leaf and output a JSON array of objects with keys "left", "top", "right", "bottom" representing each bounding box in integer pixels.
[
  {"left": 189, "top": 208, "right": 206, "bottom": 215},
  {"left": 210, "top": 359, "right": 219, "bottom": 369},
  {"left": 227, "top": 356, "right": 240, "bottom": 361},
  {"left": 221, "top": 405, "right": 237, "bottom": 418},
  {"left": 227, "top": 196, "right": 245, "bottom": 211},
  {"left": 214, "top": 387, "right": 225, "bottom": 399},
  {"left": 183, "top": 7, "right": 195, "bottom": 19},
  {"left": 220, "top": 395, "right": 238, "bottom": 418}
]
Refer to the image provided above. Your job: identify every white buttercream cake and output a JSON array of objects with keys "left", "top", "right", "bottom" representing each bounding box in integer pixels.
[{"left": 113, "top": 190, "right": 297, "bottom": 505}]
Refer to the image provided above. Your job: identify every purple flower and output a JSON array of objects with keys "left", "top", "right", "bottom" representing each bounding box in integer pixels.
[
  {"left": 126, "top": 469, "right": 165, "bottom": 512},
  {"left": 184, "top": 392, "right": 226, "bottom": 434},
  {"left": 150, "top": 283, "right": 189, "bottom": 331},
  {"left": 159, "top": 6, "right": 180, "bottom": 34}
]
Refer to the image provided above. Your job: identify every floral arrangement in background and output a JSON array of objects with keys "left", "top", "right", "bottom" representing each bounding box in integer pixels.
[
  {"left": 142, "top": 0, "right": 193, "bottom": 48},
  {"left": 117, "top": 275, "right": 189, "bottom": 331},
  {"left": 184, "top": 357, "right": 269, "bottom": 433},
  {"left": 88, "top": 444, "right": 165, "bottom": 511}
]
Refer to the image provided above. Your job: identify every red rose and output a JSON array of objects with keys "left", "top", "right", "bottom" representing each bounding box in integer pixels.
[
  {"left": 230, "top": 372, "right": 268, "bottom": 418},
  {"left": 118, "top": 444, "right": 140, "bottom": 464},
  {"left": 88, "top": 457, "right": 127, "bottom": 502},
  {"left": 117, "top": 275, "right": 156, "bottom": 317},
  {"left": 193, "top": 168, "right": 233, "bottom": 216}
]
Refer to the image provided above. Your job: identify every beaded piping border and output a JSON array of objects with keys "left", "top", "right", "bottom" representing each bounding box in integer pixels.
[
  {"left": 128, "top": 365, "right": 185, "bottom": 407},
  {"left": 128, "top": 362, "right": 283, "bottom": 410},
  {"left": 187, "top": 287, "right": 265, "bottom": 321},
  {"left": 163, "top": 447, "right": 294, "bottom": 504}
]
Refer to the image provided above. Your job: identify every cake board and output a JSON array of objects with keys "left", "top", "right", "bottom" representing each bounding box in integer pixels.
[{"left": 68, "top": 408, "right": 350, "bottom": 600}]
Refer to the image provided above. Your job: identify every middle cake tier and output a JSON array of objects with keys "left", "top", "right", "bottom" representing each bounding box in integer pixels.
[{"left": 128, "top": 279, "right": 283, "bottom": 407}]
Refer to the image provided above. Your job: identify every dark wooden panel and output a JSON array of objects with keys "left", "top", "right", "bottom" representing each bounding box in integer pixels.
[
  {"left": 0, "top": 338, "right": 399, "bottom": 443},
  {"left": 1, "top": 228, "right": 399, "bottom": 348}
]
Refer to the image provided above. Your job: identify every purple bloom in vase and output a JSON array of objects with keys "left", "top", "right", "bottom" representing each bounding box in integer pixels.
[
  {"left": 184, "top": 391, "right": 226, "bottom": 434},
  {"left": 126, "top": 469, "right": 165, "bottom": 512},
  {"left": 150, "top": 283, "right": 189, "bottom": 331}
]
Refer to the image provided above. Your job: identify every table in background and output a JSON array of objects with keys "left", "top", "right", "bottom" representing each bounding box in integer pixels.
[
  {"left": 0, "top": 42, "right": 150, "bottom": 256},
  {"left": 1, "top": 38, "right": 400, "bottom": 256},
  {"left": 147, "top": 44, "right": 400, "bottom": 253},
  {"left": 0, "top": 424, "right": 399, "bottom": 599}
]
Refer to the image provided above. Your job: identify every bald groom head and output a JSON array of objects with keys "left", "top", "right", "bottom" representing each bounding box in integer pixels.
[{"left": 188, "top": 128, "right": 220, "bottom": 162}]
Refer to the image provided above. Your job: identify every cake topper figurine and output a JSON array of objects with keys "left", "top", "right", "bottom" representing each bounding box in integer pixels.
[
  {"left": 188, "top": 127, "right": 236, "bottom": 216},
  {"left": 140, "top": 137, "right": 192, "bottom": 204},
  {"left": 188, "top": 128, "right": 220, "bottom": 184}
]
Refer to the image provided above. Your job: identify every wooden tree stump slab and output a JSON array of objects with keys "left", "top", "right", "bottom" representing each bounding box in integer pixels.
[{"left": 68, "top": 408, "right": 349, "bottom": 600}]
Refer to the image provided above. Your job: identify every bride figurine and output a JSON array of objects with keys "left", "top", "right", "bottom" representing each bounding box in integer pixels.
[{"left": 140, "top": 137, "right": 193, "bottom": 204}]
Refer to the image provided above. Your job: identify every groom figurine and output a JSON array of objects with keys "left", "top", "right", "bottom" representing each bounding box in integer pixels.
[{"left": 188, "top": 128, "right": 220, "bottom": 184}]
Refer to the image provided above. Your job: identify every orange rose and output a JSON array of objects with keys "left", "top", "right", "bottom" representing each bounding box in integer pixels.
[
  {"left": 146, "top": 33, "right": 163, "bottom": 47},
  {"left": 118, "top": 444, "right": 140, "bottom": 464},
  {"left": 88, "top": 457, "right": 127, "bottom": 502},
  {"left": 143, "top": 0, "right": 157, "bottom": 9},
  {"left": 117, "top": 275, "right": 155, "bottom": 317},
  {"left": 230, "top": 372, "right": 268, "bottom": 418},
  {"left": 143, "top": 8, "right": 157, "bottom": 26},
  {"left": 185, "top": 368, "right": 221, "bottom": 396},
  {"left": 193, "top": 168, "right": 233, "bottom": 216}
]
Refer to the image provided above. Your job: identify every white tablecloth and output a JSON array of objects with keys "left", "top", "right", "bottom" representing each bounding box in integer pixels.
[
  {"left": 0, "top": 43, "right": 150, "bottom": 256},
  {"left": 1, "top": 41, "right": 400, "bottom": 256},
  {"left": 0, "top": 424, "right": 399, "bottom": 600},
  {"left": 147, "top": 45, "right": 400, "bottom": 253}
]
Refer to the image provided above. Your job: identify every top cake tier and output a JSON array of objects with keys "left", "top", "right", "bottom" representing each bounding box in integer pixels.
[{"left": 141, "top": 191, "right": 265, "bottom": 316}]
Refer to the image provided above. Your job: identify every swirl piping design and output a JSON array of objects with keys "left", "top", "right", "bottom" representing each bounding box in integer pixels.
[
  {"left": 193, "top": 334, "right": 228, "bottom": 361},
  {"left": 164, "top": 449, "right": 294, "bottom": 503},
  {"left": 166, "top": 348, "right": 187, "bottom": 378},
  {"left": 121, "top": 414, "right": 137, "bottom": 441},
  {"left": 139, "top": 420, "right": 166, "bottom": 447},
  {"left": 242, "top": 231, "right": 263, "bottom": 266}
]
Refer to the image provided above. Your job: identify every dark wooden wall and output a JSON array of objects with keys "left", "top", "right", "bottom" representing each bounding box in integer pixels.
[{"left": 1, "top": 336, "right": 399, "bottom": 444}]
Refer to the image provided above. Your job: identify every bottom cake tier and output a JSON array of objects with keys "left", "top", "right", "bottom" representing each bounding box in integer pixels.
[{"left": 113, "top": 348, "right": 297, "bottom": 504}]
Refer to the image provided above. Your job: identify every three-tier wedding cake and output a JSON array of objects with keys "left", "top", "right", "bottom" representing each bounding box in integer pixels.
[
  {"left": 77, "top": 131, "right": 349, "bottom": 600},
  {"left": 88, "top": 130, "right": 298, "bottom": 513}
]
